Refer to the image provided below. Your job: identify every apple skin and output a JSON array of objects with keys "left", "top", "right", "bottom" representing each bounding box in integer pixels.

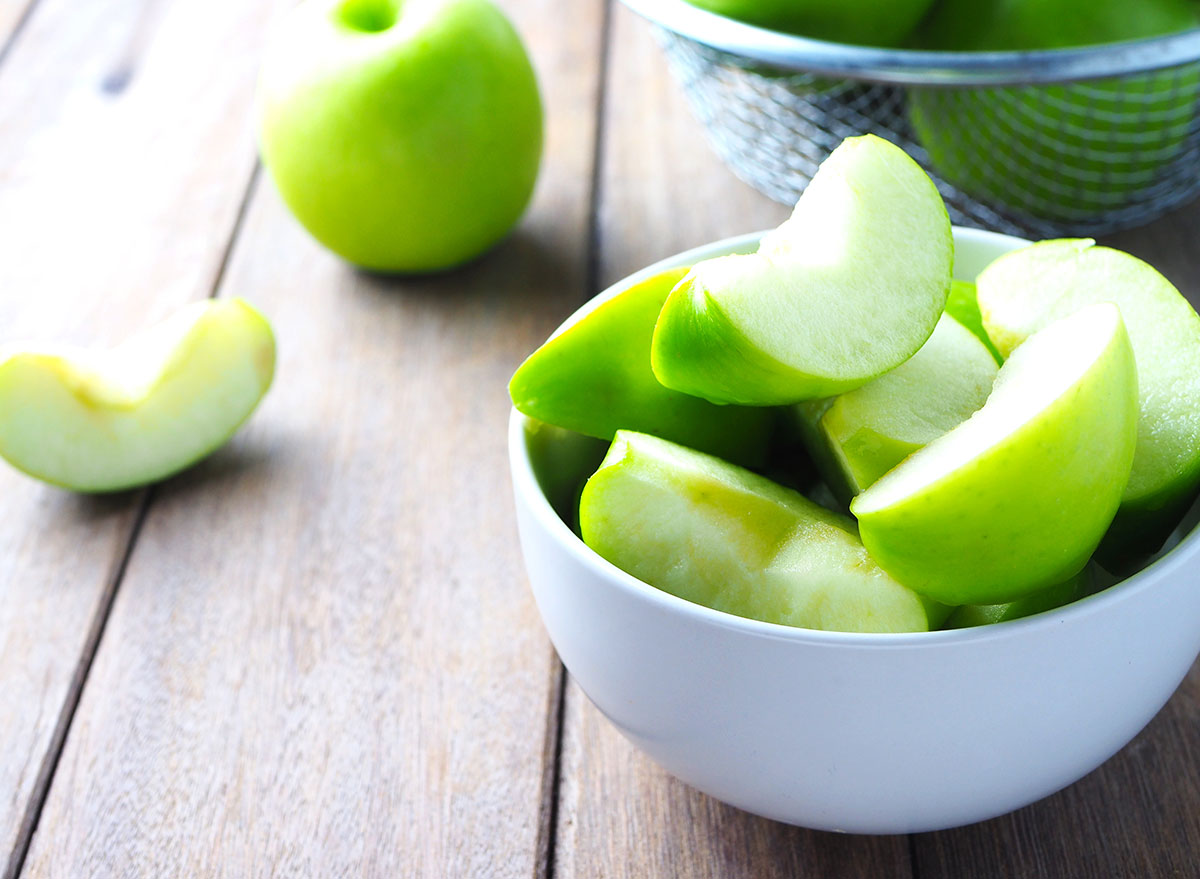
[
  {"left": 977, "top": 239, "right": 1200, "bottom": 562},
  {"left": 944, "top": 280, "right": 1002, "bottom": 364},
  {"left": 852, "top": 304, "right": 1138, "bottom": 606},
  {"left": 0, "top": 299, "right": 275, "bottom": 493},
  {"left": 509, "top": 267, "right": 775, "bottom": 469},
  {"left": 256, "top": 0, "right": 542, "bottom": 273},
  {"left": 651, "top": 135, "right": 952, "bottom": 406},
  {"left": 683, "top": 0, "right": 937, "bottom": 46},
  {"left": 944, "top": 565, "right": 1094, "bottom": 629},
  {"left": 580, "top": 430, "right": 948, "bottom": 633},
  {"left": 909, "top": 0, "right": 1200, "bottom": 222}
]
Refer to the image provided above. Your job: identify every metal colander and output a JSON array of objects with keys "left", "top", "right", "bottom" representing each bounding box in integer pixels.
[{"left": 621, "top": 0, "right": 1200, "bottom": 237}]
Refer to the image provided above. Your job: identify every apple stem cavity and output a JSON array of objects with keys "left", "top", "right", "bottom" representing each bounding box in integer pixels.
[{"left": 335, "top": 0, "right": 399, "bottom": 33}]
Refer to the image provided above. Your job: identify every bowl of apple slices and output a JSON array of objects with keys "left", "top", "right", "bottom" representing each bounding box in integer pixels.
[{"left": 507, "top": 135, "right": 1200, "bottom": 833}]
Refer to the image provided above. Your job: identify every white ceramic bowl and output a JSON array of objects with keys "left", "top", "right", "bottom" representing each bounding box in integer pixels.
[{"left": 508, "top": 227, "right": 1200, "bottom": 834}]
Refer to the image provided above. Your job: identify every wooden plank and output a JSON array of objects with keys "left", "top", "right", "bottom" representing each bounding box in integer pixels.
[
  {"left": 0, "top": 0, "right": 280, "bottom": 872},
  {"left": 551, "top": 7, "right": 910, "bottom": 878},
  {"left": 910, "top": 205, "right": 1200, "bottom": 877},
  {"left": 0, "top": 0, "right": 35, "bottom": 52},
  {"left": 17, "top": 0, "right": 605, "bottom": 875}
]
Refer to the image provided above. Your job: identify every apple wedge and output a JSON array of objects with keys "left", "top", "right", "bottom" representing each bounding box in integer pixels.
[
  {"left": 0, "top": 298, "right": 275, "bottom": 492},
  {"left": 944, "top": 565, "right": 1094, "bottom": 629},
  {"left": 509, "top": 267, "right": 774, "bottom": 468},
  {"left": 580, "top": 430, "right": 948, "bottom": 633},
  {"left": 977, "top": 239, "right": 1200, "bottom": 560},
  {"left": 852, "top": 304, "right": 1137, "bottom": 606},
  {"left": 651, "top": 134, "right": 953, "bottom": 405},
  {"left": 795, "top": 313, "right": 997, "bottom": 505}
]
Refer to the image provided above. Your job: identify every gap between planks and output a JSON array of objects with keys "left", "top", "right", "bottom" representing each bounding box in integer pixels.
[
  {"left": 537, "top": 2, "right": 615, "bottom": 877},
  {"left": 2, "top": 160, "right": 264, "bottom": 879}
]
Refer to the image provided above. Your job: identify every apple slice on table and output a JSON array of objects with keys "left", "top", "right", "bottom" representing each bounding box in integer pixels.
[
  {"left": 0, "top": 299, "right": 275, "bottom": 492},
  {"left": 944, "top": 279, "right": 1002, "bottom": 364},
  {"left": 977, "top": 239, "right": 1200, "bottom": 562},
  {"left": 651, "top": 134, "right": 953, "bottom": 405},
  {"left": 794, "top": 313, "right": 997, "bottom": 506},
  {"left": 944, "top": 565, "right": 1094, "bottom": 629},
  {"left": 852, "top": 304, "right": 1138, "bottom": 606},
  {"left": 509, "top": 267, "right": 774, "bottom": 468},
  {"left": 580, "top": 431, "right": 949, "bottom": 634}
]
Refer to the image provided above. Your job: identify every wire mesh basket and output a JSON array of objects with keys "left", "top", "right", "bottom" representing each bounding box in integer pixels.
[{"left": 621, "top": 0, "right": 1200, "bottom": 238}]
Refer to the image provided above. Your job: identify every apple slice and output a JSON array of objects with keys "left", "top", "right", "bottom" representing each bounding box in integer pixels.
[
  {"left": 509, "top": 267, "right": 774, "bottom": 468},
  {"left": 651, "top": 134, "right": 953, "bottom": 405},
  {"left": 977, "top": 239, "right": 1200, "bottom": 561},
  {"left": 580, "top": 430, "right": 948, "bottom": 633},
  {"left": 0, "top": 298, "right": 275, "bottom": 492},
  {"left": 852, "top": 304, "right": 1137, "bottom": 606},
  {"left": 943, "top": 565, "right": 1094, "bottom": 629},
  {"left": 944, "top": 279, "right": 1002, "bottom": 364},
  {"left": 795, "top": 313, "right": 997, "bottom": 506}
]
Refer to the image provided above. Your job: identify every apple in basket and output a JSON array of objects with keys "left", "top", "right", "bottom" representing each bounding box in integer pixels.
[{"left": 908, "top": 0, "right": 1200, "bottom": 222}]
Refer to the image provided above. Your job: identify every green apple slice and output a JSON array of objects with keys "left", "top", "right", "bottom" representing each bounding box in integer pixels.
[
  {"left": 651, "top": 134, "right": 953, "bottom": 405},
  {"left": 944, "top": 279, "right": 1002, "bottom": 364},
  {"left": 795, "top": 313, "right": 997, "bottom": 506},
  {"left": 509, "top": 267, "right": 774, "bottom": 468},
  {"left": 852, "top": 303, "right": 1138, "bottom": 606},
  {"left": 977, "top": 239, "right": 1200, "bottom": 560},
  {"left": 0, "top": 299, "right": 275, "bottom": 492},
  {"left": 580, "top": 430, "right": 948, "bottom": 633},
  {"left": 944, "top": 565, "right": 1094, "bottom": 629}
]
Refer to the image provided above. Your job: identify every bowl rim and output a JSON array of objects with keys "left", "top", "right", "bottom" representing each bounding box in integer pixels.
[
  {"left": 619, "top": 0, "right": 1200, "bottom": 86},
  {"left": 509, "top": 226, "right": 1200, "bottom": 649}
]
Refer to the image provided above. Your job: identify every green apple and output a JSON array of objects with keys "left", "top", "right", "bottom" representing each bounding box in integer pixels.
[
  {"left": 509, "top": 268, "right": 774, "bottom": 468},
  {"left": 795, "top": 313, "right": 997, "bottom": 506},
  {"left": 256, "top": 0, "right": 542, "bottom": 273},
  {"left": 910, "top": 0, "right": 1200, "bottom": 222},
  {"left": 682, "top": 0, "right": 937, "bottom": 46},
  {"left": 977, "top": 238, "right": 1200, "bottom": 559},
  {"left": 944, "top": 565, "right": 1094, "bottom": 629},
  {"left": 651, "top": 135, "right": 953, "bottom": 406},
  {"left": 580, "top": 430, "right": 949, "bottom": 633},
  {"left": 0, "top": 299, "right": 275, "bottom": 492},
  {"left": 944, "top": 280, "right": 1002, "bottom": 364},
  {"left": 852, "top": 303, "right": 1138, "bottom": 606}
]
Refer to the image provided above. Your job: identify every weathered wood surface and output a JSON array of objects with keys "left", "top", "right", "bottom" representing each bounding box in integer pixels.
[
  {"left": 16, "top": 0, "right": 604, "bottom": 876},
  {"left": 0, "top": 0, "right": 279, "bottom": 872}
]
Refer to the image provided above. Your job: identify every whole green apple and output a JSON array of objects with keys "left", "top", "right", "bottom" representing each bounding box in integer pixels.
[
  {"left": 509, "top": 267, "right": 775, "bottom": 468},
  {"left": 977, "top": 239, "right": 1200, "bottom": 561},
  {"left": 581, "top": 430, "right": 948, "bottom": 633},
  {"left": 0, "top": 299, "right": 276, "bottom": 492},
  {"left": 651, "top": 135, "right": 952, "bottom": 405},
  {"left": 852, "top": 304, "right": 1138, "bottom": 606},
  {"left": 256, "top": 0, "right": 542, "bottom": 273},
  {"left": 909, "top": 0, "right": 1200, "bottom": 222},
  {"left": 683, "top": 0, "right": 937, "bottom": 46}
]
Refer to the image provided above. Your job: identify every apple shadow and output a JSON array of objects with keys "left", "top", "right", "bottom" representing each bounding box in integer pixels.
[{"left": 345, "top": 225, "right": 587, "bottom": 312}]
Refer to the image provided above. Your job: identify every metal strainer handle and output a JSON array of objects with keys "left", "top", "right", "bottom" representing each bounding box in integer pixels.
[{"left": 621, "top": 0, "right": 1200, "bottom": 85}]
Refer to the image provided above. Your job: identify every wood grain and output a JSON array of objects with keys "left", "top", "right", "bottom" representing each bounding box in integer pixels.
[
  {"left": 593, "top": 5, "right": 789, "bottom": 290},
  {"left": 0, "top": 0, "right": 281, "bottom": 871},
  {"left": 17, "top": 0, "right": 605, "bottom": 875},
  {"left": 552, "top": 7, "right": 908, "bottom": 878},
  {"left": 0, "top": 0, "right": 35, "bottom": 53}
]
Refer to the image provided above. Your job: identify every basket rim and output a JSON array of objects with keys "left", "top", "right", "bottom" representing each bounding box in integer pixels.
[{"left": 620, "top": 0, "right": 1200, "bottom": 85}]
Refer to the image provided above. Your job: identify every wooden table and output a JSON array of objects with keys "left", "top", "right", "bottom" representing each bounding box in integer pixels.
[{"left": 1, "top": 0, "right": 1197, "bottom": 876}]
